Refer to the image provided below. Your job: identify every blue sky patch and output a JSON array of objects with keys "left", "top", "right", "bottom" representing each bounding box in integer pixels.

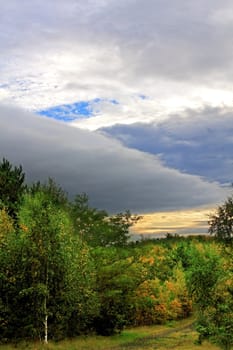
[
  {"left": 110, "top": 99, "right": 119, "bottom": 104},
  {"left": 138, "top": 94, "right": 148, "bottom": 100},
  {"left": 38, "top": 99, "right": 99, "bottom": 122},
  {"left": 37, "top": 98, "right": 118, "bottom": 122}
]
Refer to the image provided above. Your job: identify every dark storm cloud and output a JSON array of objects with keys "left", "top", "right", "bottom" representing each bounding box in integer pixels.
[
  {"left": 101, "top": 107, "right": 233, "bottom": 185},
  {"left": 0, "top": 104, "right": 227, "bottom": 213}
]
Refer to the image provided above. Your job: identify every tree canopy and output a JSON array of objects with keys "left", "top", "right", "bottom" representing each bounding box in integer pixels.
[
  {"left": 71, "top": 193, "right": 141, "bottom": 247},
  {"left": 209, "top": 194, "right": 233, "bottom": 243},
  {"left": 0, "top": 158, "right": 232, "bottom": 347},
  {"left": 0, "top": 158, "right": 26, "bottom": 223}
]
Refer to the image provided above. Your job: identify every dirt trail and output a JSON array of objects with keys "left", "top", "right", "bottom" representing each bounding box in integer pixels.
[{"left": 113, "top": 319, "right": 195, "bottom": 349}]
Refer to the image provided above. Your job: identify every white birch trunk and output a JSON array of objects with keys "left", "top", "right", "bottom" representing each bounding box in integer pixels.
[
  {"left": 44, "top": 311, "right": 48, "bottom": 344},
  {"left": 44, "top": 261, "right": 49, "bottom": 344},
  {"left": 44, "top": 295, "right": 48, "bottom": 344}
]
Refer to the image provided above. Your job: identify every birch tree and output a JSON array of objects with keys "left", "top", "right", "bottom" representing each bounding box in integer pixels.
[{"left": 18, "top": 190, "right": 98, "bottom": 341}]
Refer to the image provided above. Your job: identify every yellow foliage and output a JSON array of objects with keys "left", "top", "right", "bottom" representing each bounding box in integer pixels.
[
  {"left": 140, "top": 255, "right": 155, "bottom": 265},
  {"left": 0, "top": 209, "right": 15, "bottom": 244},
  {"left": 165, "top": 281, "right": 176, "bottom": 292},
  {"left": 20, "top": 223, "right": 29, "bottom": 232},
  {"left": 169, "top": 298, "right": 183, "bottom": 318},
  {"left": 154, "top": 302, "right": 168, "bottom": 323}
]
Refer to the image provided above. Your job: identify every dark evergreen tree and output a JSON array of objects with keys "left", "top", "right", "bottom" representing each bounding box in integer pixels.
[
  {"left": 0, "top": 158, "right": 26, "bottom": 223},
  {"left": 28, "top": 177, "right": 68, "bottom": 209}
]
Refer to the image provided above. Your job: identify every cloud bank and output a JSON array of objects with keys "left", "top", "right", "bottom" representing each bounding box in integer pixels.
[
  {"left": 0, "top": 105, "right": 228, "bottom": 213},
  {"left": 101, "top": 106, "right": 233, "bottom": 185}
]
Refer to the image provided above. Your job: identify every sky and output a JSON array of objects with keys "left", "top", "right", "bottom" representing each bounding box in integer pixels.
[{"left": 0, "top": 0, "right": 233, "bottom": 237}]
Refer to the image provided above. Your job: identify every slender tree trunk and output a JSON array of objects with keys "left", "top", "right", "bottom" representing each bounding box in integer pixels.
[
  {"left": 44, "top": 262, "right": 48, "bottom": 344},
  {"left": 44, "top": 304, "right": 48, "bottom": 344}
]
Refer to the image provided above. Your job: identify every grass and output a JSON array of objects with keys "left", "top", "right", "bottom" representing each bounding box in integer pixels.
[{"left": 0, "top": 317, "right": 220, "bottom": 350}]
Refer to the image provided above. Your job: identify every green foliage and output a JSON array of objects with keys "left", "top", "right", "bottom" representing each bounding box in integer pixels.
[
  {"left": 209, "top": 194, "right": 233, "bottom": 243},
  {"left": 0, "top": 223, "right": 23, "bottom": 341},
  {"left": 0, "top": 158, "right": 26, "bottom": 223},
  {"left": 0, "top": 209, "right": 15, "bottom": 246},
  {"left": 71, "top": 194, "right": 141, "bottom": 247},
  {"left": 186, "top": 242, "right": 233, "bottom": 350},
  {"left": 170, "top": 241, "right": 193, "bottom": 269},
  {"left": 186, "top": 245, "right": 222, "bottom": 308},
  {"left": 28, "top": 178, "right": 69, "bottom": 209},
  {"left": 91, "top": 247, "right": 141, "bottom": 335},
  {"left": 0, "top": 189, "right": 99, "bottom": 342},
  {"left": 194, "top": 274, "right": 233, "bottom": 350},
  {"left": 1, "top": 158, "right": 233, "bottom": 346},
  {"left": 107, "top": 210, "right": 142, "bottom": 246}
]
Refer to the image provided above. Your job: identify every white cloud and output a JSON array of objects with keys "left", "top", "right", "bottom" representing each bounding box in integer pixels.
[{"left": 1, "top": 0, "right": 233, "bottom": 129}]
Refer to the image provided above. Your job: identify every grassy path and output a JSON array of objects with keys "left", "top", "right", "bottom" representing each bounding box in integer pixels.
[
  {"left": 109, "top": 318, "right": 220, "bottom": 350},
  {"left": 112, "top": 320, "right": 195, "bottom": 349},
  {"left": 0, "top": 317, "right": 220, "bottom": 350}
]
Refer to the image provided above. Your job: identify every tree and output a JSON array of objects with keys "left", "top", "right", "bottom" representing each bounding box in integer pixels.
[
  {"left": 71, "top": 193, "right": 141, "bottom": 247},
  {"left": 0, "top": 189, "right": 99, "bottom": 342},
  {"left": 107, "top": 210, "right": 141, "bottom": 247},
  {"left": 209, "top": 195, "right": 233, "bottom": 243},
  {"left": 194, "top": 270, "right": 233, "bottom": 350},
  {"left": 0, "top": 209, "right": 17, "bottom": 340},
  {"left": 186, "top": 246, "right": 222, "bottom": 310},
  {"left": 28, "top": 178, "right": 69, "bottom": 209},
  {"left": 0, "top": 208, "right": 15, "bottom": 246},
  {"left": 71, "top": 193, "right": 109, "bottom": 246},
  {"left": 0, "top": 158, "right": 26, "bottom": 223},
  {"left": 186, "top": 244, "right": 233, "bottom": 350},
  {"left": 92, "top": 247, "right": 143, "bottom": 335}
]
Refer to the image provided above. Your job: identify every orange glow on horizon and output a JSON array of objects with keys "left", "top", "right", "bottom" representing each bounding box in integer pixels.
[{"left": 132, "top": 207, "right": 215, "bottom": 237}]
